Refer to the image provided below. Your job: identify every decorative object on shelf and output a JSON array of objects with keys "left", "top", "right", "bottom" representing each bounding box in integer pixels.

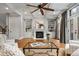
[
  {"left": 35, "top": 21, "right": 44, "bottom": 29},
  {"left": 39, "top": 24, "right": 44, "bottom": 29},
  {"left": 25, "top": 26, "right": 32, "bottom": 32},
  {"left": 15, "top": 39, "right": 19, "bottom": 43},
  {"left": 0, "top": 25, "right": 7, "bottom": 34},
  {"left": 48, "top": 27, "right": 54, "bottom": 32},
  {"left": 46, "top": 33, "right": 50, "bottom": 41}
]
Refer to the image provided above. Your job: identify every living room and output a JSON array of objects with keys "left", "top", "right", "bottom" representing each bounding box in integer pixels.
[{"left": 0, "top": 3, "right": 79, "bottom": 56}]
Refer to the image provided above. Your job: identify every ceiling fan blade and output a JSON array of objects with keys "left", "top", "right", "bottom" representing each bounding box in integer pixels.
[
  {"left": 26, "top": 4, "right": 38, "bottom": 8},
  {"left": 40, "top": 8, "right": 44, "bottom": 15},
  {"left": 31, "top": 9, "right": 39, "bottom": 13},
  {"left": 43, "top": 7, "right": 54, "bottom": 11},
  {"left": 41, "top": 3, "right": 48, "bottom": 7}
]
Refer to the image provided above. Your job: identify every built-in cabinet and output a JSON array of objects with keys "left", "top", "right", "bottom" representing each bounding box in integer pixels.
[
  {"left": 48, "top": 19, "right": 56, "bottom": 32},
  {"left": 23, "top": 19, "right": 33, "bottom": 38}
]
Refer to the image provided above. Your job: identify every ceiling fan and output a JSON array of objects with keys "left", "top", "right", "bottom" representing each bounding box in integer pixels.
[{"left": 26, "top": 3, "right": 54, "bottom": 15}]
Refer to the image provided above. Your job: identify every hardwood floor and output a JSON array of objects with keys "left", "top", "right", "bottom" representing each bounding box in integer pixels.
[
  {"left": 60, "top": 43, "right": 65, "bottom": 48},
  {"left": 50, "top": 39, "right": 65, "bottom": 48},
  {"left": 18, "top": 38, "right": 65, "bottom": 48}
]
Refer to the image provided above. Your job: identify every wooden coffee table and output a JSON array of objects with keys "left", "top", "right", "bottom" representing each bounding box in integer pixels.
[{"left": 23, "top": 42, "right": 59, "bottom": 56}]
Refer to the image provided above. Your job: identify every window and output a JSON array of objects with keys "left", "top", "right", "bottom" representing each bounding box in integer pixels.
[
  {"left": 70, "top": 19, "right": 73, "bottom": 40},
  {"left": 70, "top": 6, "right": 79, "bottom": 16}
]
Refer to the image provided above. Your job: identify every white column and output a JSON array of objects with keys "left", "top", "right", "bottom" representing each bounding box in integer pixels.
[{"left": 19, "top": 15, "right": 24, "bottom": 39}]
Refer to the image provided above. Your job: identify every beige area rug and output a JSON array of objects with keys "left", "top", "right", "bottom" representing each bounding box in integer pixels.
[{"left": 24, "top": 48, "right": 65, "bottom": 56}]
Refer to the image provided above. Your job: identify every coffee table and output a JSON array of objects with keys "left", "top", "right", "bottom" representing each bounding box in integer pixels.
[{"left": 23, "top": 42, "right": 59, "bottom": 56}]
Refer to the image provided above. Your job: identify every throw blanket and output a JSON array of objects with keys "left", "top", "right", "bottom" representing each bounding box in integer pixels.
[{"left": 0, "top": 43, "right": 25, "bottom": 56}]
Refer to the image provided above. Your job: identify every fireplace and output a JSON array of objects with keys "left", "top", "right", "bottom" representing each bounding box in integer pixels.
[{"left": 36, "top": 31, "right": 44, "bottom": 38}]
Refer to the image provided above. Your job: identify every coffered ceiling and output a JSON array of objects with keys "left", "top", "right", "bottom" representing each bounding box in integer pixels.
[{"left": 0, "top": 3, "right": 76, "bottom": 19}]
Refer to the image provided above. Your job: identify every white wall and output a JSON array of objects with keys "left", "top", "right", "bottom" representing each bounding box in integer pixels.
[
  {"left": 23, "top": 17, "right": 56, "bottom": 39},
  {"left": 6, "top": 14, "right": 56, "bottom": 40}
]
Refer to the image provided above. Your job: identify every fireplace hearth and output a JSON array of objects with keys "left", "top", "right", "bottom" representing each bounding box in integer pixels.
[{"left": 36, "top": 31, "right": 44, "bottom": 38}]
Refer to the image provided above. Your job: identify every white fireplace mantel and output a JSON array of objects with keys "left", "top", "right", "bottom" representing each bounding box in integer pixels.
[{"left": 32, "top": 18, "right": 48, "bottom": 39}]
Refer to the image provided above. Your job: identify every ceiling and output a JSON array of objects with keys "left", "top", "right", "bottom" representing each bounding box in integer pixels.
[
  {"left": 0, "top": 3, "right": 20, "bottom": 16},
  {"left": 0, "top": 3, "right": 75, "bottom": 19}
]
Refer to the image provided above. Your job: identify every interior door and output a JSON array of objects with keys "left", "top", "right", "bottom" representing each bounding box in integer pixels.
[
  {"left": 9, "top": 17, "right": 21, "bottom": 40},
  {"left": 9, "top": 17, "right": 15, "bottom": 39}
]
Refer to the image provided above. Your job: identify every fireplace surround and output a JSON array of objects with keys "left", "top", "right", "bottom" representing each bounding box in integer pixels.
[{"left": 36, "top": 31, "right": 44, "bottom": 38}]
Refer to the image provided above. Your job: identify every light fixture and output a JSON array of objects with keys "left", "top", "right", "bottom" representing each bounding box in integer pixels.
[
  {"left": 5, "top": 7, "right": 9, "bottom": 10},
  {"left": 24, "top": 12, "right": 27, "bottom": 14},
  {"left": 53, "top": 12, "right": 56, "bottom": 14}
]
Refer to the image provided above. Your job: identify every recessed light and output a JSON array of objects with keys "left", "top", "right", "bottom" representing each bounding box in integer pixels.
[
  {"left": 5, "top": 7, "right": 9, "bottom": 10},
  {"left": 53, "top": 12, "right": 56, "bottom": 14},
  {"left": 24, "top": 12, "right": 27, "bottom": 14}
]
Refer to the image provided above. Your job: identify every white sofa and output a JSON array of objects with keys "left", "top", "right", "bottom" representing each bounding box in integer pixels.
[
  {"left": 71, "top": 48, "right": 79, "bottom": 56},
  {"left": 68, "top": 40, "right": 79, "bottom": 56},
  {"left": 0, "top": 34, "right": 25, "bottom": 56}
]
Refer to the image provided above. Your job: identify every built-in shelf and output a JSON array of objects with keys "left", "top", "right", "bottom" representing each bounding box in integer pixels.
[{"left": 48, "top": 19, "right": 55, "bottom": 32}]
